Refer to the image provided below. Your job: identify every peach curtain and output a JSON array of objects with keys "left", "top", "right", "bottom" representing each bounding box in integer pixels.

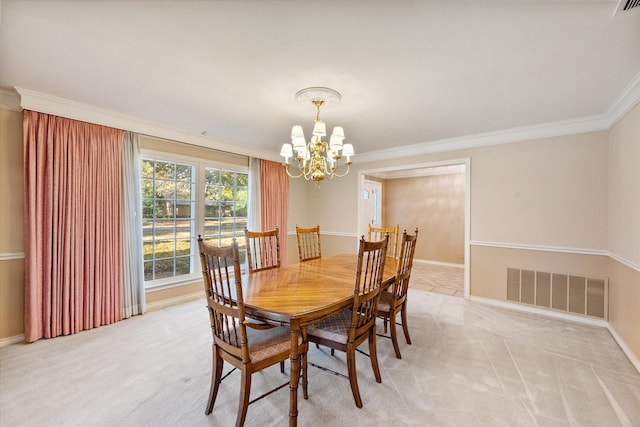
[
  {"left": 23, "top": 110, "right": 125, "bottom": 343},
  {"left": 260, "top": 160, "right": 289, "bottom": 265}
]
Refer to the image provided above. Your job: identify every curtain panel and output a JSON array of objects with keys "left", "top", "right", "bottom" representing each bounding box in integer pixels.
[
  {"left": 121, "top": 131, "right": 145, "bottom": 318},
  {"left": 248, "top": 157, "right": 261, "bottom": 232},
  {"left": 23, "top": 110, "right": 125, "bottom": 342},
  {"left": 260, "top": 160, "right": 289, "bottom": 265}
]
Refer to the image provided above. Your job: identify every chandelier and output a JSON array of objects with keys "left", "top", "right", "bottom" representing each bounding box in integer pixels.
[{"left": 280, "top": 87, "right": 354, "bottom": 186}]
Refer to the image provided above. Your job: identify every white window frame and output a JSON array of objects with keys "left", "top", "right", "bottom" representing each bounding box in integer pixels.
[{"left": 141, "top": 149, "right": 249, "bottom": 290}]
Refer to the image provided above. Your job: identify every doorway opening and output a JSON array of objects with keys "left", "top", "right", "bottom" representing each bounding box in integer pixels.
[{"left": 358, "top": 158, "right": 470, "bottom": 299}]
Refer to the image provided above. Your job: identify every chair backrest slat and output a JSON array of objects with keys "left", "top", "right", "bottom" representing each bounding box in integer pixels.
[
  {"left": 296, "top": 224, "right": 322, "bottom": 262},
  {"left": 244, "top": 227, "right": 281, "bottom": 272},
  {"left": 368, "top": 224, "right": 399, "bottom": 259}
]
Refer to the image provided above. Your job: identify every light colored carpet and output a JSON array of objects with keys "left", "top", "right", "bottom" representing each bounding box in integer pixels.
[{"left": 1, "top": 290, "right": 639, "bottom": 426}]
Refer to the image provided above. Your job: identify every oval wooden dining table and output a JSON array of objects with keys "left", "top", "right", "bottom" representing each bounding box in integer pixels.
[{"left": 242, "top": 253, "right": 397, "bottom": 426}]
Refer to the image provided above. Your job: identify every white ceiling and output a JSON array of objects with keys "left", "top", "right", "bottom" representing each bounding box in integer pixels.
[{"left": 1, "top": 0, "right": 639, "bottom": 161}]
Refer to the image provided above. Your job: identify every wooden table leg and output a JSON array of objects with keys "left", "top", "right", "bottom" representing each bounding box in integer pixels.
[{"left": 289, "top": 319, "right": 300, "bottom": 427}]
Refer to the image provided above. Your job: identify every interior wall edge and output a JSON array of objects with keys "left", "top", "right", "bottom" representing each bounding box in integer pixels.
[{"left": 607, "top": 323, "right": 640, "bottom": 375}]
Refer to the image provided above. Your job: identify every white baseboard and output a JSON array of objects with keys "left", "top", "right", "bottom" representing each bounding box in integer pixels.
[
  {"left": 413, "top": 258, "right": 464, "bottom": 268},
  {"left": 607, "top": 324, "right": 640, "bottom": 374},
  {"left": 145, "top": 291, "right": 203, "bottom": 312},
  {"left": 469, "top": 295, "right": 608, "bottom": 327},
  {"left": 0, "top": 334, "right": 24, "bottom": 348}
]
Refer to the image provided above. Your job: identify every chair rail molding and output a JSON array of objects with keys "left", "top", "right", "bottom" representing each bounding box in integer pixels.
[{"left": 0, "top": 252, "right": 25, "bottom": 261}]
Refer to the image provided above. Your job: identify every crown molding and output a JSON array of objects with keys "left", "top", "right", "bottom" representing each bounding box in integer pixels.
[
  {"left": 355, "top": 114, "right": 611, "bottom": 164},
  {"left": 605, "top": 69, "right": 640, "bottom": 128},
  {"left": 0, "top": 87, "right": 22, "bottom": 111},
  {"left": 356, "top": 70, "right": 640, "bottom": 164},
  {"left": 13, "top": 87, "right": 281, "bottom": 162}
]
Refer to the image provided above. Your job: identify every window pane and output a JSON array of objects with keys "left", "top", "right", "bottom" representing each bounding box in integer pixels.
[
  {"left": 221, "top": 186, "right": 234, "bottom": 202},
  {"left": 154, "top": 258, "right": 174, "bottom": 280},
  {"left": 221, "top": 171, "right": 235, "bottom": 186},
  {"left": 205, "top": 168, "right": 220, "bottom": 184},
  {"left": 144, "top": 261, "right": 154, "bottom": 281},
  {"left": 175, "top": 239, "right": 191, "bottom": 256},
  {"left": 142, "top": 201, "right": 154, "bottom": 219},
  {"left": 155, "top": 239, "right": 175, "bottom": 259},
  {"left": 154, "top": 219, "right": 175, "bottom": 239},
  {"left": 142, "top": 220, "right": 154, "bottom": 239},
  {"left": 236, "top": 203, "right": 247, "bottom": 217},
  {"left": 176, "top": 219, "right": 193, "bottom": 239},
  {"left": 175, "top": 201, "right": 193, "bottom": 219},
  {"left": 176, "top": 182, "right": 192, "bottom": 200},
  {"left": 142, "top": 179, "right": 154, "bottom": 198},
  {"left": 176, "top": 256, "right": 191, "bottom": 275},
  {"left": 221, "top": 202, "right": 235, "bottom": 217},
  {"left": 176, "top": 164, "right": 192, "bottom": 181},
  {"left": 155, "top": 161, "right": 175, "bottom": 180},
  {"left": 155, "top": 180, "right": 175, "bottom": 199},
  {"left": 143, "top": 241, "right": 154, "bottom": 260},
  {"left": 141, "top": 159, "right": 154, "bottom": 179},
  {"left": 205, "top": 184, "right": 220, "bottom": 201},
  {"left": 204, "top": 203, "right": 220, "bottom": 218},
  {"left": 236, "top": 174, "right": 248, "bottom": 186},
  {"left": 154, "top": 201, "right": 175, "bottom": 219}
]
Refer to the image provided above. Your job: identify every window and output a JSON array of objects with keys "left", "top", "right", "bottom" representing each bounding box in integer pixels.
[
  {"left": 141, "top": 154, "right": 248, "bottom": 288},
  {"left": 202, "top": 168, "right": 248, "bottom": 263}
]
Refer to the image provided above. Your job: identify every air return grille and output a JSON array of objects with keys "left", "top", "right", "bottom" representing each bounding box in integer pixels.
[
  {"left": 507, "top": 268, "right": 607, "bottom": 319},
  {"left": 622, "top": 0, "right": 640, "bottom": 11}
]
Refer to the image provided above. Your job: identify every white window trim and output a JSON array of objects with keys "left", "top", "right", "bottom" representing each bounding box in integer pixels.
[{"left": 140, "top": 148, "right": 249, "bottom": 290}]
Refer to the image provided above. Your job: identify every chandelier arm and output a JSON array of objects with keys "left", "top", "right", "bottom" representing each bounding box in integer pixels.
[
  {"left": 329, "top": 163, "right": 351, "bottom": 178},
  {"left": 283, "top": 163, "right": 305, "bottom": 179}
]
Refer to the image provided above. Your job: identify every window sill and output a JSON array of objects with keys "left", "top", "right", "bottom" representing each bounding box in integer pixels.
[{"left": 145, "top": 276, "right": 202, "bottom": 293}]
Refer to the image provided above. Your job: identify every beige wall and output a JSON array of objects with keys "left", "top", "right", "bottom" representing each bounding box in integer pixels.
[
  {"left": 383, "top": 173, "right": 465, "bottom": 264},
  {"left": 140, "top": 135, "right": 248, "bottom": 166},
  {"left": 607, "top": 102, "right": 640, "bottom": 361},
  {"left": 286, "top": 170, "right": 360, "bottom": 265},
  {"left": 469, "top": 132, "right": 608, "bottom": 248},
  {"left": 0, "top": 108, "right": 24, "bottom": 339}
]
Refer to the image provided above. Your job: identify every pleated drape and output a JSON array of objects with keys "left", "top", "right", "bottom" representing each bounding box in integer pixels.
[
  {"left": 23, "top": 110, "right": 125, "bottom": 343},
  {"left": 260, "top": 160, "right": 289, "bottom": 265}
]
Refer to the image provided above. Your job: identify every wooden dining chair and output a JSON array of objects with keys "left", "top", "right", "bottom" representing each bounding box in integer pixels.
[
  {"left": 197, "top": 237, "right": 307, "bottom": 427},
  {"left": 244, "top": 226, "right": 280, "bottom": 272},
  {"left": 295, "top": 224, "right": 322, "bottom": 262},
  {"left": 368, "top": 224, "right": 399, "bottom": 259},
  {"left": 306, "top": 235, "right": 389, "bottom": 408},
  {"left": 377, "top": 228, "right": 419, "bottom": 359}
]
